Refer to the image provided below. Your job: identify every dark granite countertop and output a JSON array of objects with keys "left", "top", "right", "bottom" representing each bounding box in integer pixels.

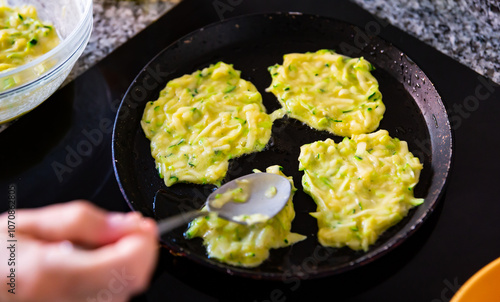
[
  {"left": 352, "top": 0, "right": 499, "bottom": 84},
  {"left": 74, "top": 0, "right": 498, "bottom": 84},
  {"left": 67, "top": 0, "right": 180, "bottom": 83}
]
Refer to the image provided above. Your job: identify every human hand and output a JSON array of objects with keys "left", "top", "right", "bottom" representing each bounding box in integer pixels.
[{"left": 0, "top": 200, "right": 159, "bottom": 302}]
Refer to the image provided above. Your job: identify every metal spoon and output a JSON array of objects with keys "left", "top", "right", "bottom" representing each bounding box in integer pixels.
[{"left": 156, "top": 173, "right": 291, "bottom": 236}]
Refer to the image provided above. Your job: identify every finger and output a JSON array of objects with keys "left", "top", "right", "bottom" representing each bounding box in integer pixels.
[
  {"left": 39, "top": 219, "right": 159, "bottom": 300},
  {"left": 16, "top": 200, "right": 154, "bottom": 247}
]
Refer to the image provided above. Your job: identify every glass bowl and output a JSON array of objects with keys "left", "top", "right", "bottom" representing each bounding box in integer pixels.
[{"left": 0, "top": 0, "right": 93, "bottom": 124}]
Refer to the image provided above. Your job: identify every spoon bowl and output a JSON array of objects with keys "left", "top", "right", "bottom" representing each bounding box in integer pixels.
[{"left": 156, "top": 173, "right": 291, "bottom": 236}]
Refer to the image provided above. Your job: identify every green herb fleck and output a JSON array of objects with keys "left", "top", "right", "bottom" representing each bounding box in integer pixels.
[
  {"left": 224, "top": 85, "right": 236, "bottom": 93},
  {"left": 320, "top": 177, "right": 334, "bottom": 189},
  {"left": 368, "top": 92, "right": 379, "bottom": 100},
  {"left": 234, "top": 117, "right": 246, "bottom": 124},
  {"left": 168, "top": 139, "right": 185, "bottom": 148}
]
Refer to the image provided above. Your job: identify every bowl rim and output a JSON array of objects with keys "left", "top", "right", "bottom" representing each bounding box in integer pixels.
[
  {"left": 0, "top": 0, "right": 93, "bottom": 96},
  {"left": 451, "top": 257, "right": 500, "bottom": 302}
]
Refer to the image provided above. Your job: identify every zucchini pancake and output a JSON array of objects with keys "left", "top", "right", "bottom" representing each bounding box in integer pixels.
[
  {"left": 267, "top": 49, "right": 385, "bottom": 137},
  {"left": 185, "top": 165, "right": 306, "bottom": 268},
  {"left": 299, "top": 130, "right": 423, "bottom": 251},
  {"left": 142, "top": 62, "right": 273, "bottom": 187}
]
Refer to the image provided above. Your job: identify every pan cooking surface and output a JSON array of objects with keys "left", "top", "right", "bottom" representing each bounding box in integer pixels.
[{"left": 112, "top": 13, "right": 452, "bottom": 280}]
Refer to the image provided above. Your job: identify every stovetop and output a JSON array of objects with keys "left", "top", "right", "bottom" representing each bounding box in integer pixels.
[{"left": 1, "top": 0, "right": 499, "bottom": 301}]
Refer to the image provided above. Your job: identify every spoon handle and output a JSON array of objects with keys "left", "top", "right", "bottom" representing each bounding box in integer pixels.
[{"left": 157, "top": 210, "right": 208, "bottom": 236}]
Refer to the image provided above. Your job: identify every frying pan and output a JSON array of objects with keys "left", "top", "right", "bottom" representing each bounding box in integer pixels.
[{"left": 112, "top": 12, "right": 452, "bottom": 280}]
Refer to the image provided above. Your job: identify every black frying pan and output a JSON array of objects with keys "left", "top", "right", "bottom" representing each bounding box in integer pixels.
[{"left": 112, "top": 12, "right": 452, "bottom": 280}]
